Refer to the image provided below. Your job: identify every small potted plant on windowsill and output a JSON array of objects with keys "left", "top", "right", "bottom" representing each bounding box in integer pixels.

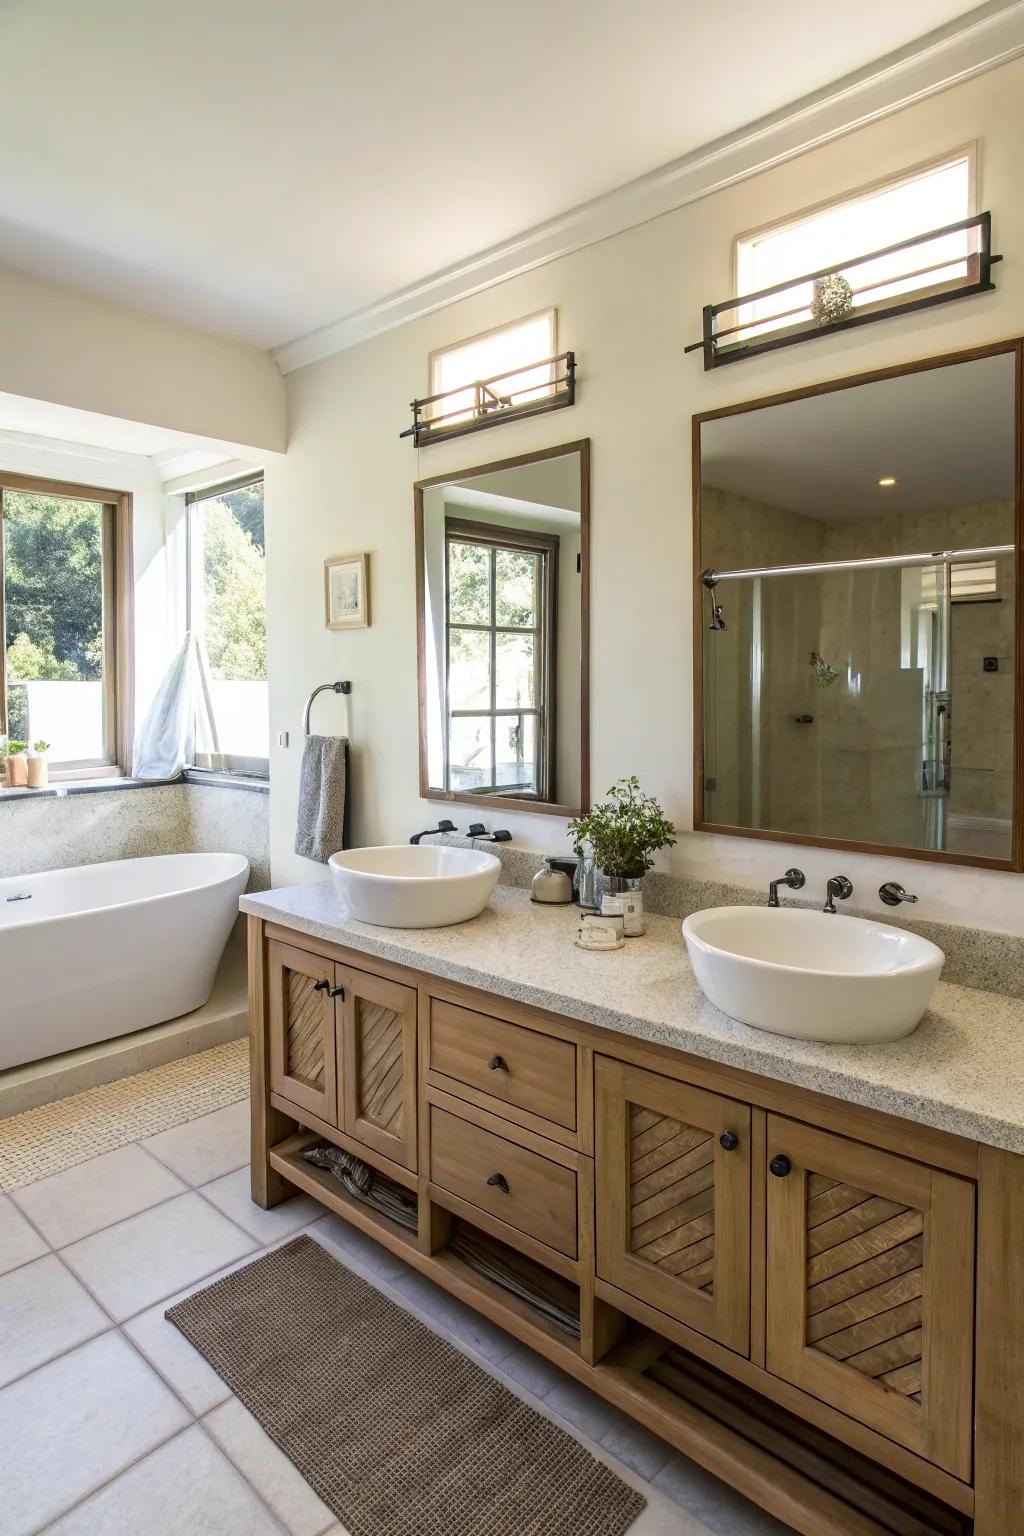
[
  {"left": 3, "top": 740, "right": 28, "bottom": 788},
  {"left": 28, "top": 741, "right": 51, "bottom": 789},
  {"left": 568, "top": 775, "right": 677, "bottom": 907}
]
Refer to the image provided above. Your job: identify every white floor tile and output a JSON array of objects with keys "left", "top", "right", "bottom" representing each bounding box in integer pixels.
[
  {"left": 143, "top": 1100, "right": 250, "bottom": 1185},
  {"left": 653, "top": 1452, "right": 795, "bottom": 1535},
  {"left": 13, "top": 1143, "right": 185, "bottom": 1247},
  {"left": 200, "top": 1166, "right": 321, "bottom": 1243},
  {"left": 0, "top": 1193, "right": 48, "bottom": 1275},
  {"left": 388, "top": 1267, "right": 517, "bottom": 1364},
  {"left": 305, "top": 1211, "right": 414, "bottom": 1284},
  {"left": 205, "top": 1397, "right": 335, "bottom": 1536},
  {"left": 0, "top": 1331, "right": 189, "bottom": 1536},
  {"left": 61, "top": 1191, "right": 256, "bottom": 1321},
  {"left": 124, "top": 1295, "right": 233, "bottom": 1417},
  {"left": 0, "top": 1254, "right": 109, "bottom": 1387},
  {"left": 44, "top": 1424, "right": 286, "bottom": 1536}
]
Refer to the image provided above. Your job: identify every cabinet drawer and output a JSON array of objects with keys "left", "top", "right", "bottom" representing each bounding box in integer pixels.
[
  {"left": 429, "top": 999, "right": 576, "bottom": 1131},
  {"left": 429, "top": 1103, "right": 578, "bottom": 1259}
]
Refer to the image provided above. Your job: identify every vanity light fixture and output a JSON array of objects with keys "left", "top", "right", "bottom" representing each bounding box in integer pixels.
[
  {"left": 684, "top": 211, "right": 1001, "bottom": 369},
  {"left": 878, "top": 476, "right": 897, "bottom": 487},
  {"left": 400, "top": 351, "right": 576, "bottom": 447}
]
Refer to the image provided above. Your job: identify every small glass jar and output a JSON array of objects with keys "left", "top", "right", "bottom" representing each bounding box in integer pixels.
[{"left": 575, "top": 853, "right": 599, "bottom": 909}]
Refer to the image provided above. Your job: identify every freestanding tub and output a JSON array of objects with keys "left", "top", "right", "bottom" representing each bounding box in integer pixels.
[{"left": 0, "top": 852, "right": 249, "bottom": 1071}]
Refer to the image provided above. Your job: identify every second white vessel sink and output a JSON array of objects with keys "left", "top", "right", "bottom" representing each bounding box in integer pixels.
[
  {"left": 682, "top": 905, "right": 944, "bottom": 1043},
  {"left": 328, "top": 844, "right": 501, "bottom": 928}
]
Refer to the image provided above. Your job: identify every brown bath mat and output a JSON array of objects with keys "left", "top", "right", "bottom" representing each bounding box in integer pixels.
[{"left": 166, "top": 1235, "right": 646, "bottom": 1536}]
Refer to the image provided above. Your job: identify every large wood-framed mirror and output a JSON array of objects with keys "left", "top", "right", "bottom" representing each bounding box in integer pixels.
[
  {"left": 415, "top": 440, "right": 589, "bottom": 817},
  {"left": 693, "top": 340, "right": 1022, "bottom": 869}
]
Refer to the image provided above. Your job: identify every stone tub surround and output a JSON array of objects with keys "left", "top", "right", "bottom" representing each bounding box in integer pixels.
[
  {"left": 242, "top": 880, "right": 1024, "bottom": 1154},
  {"left": 426, "top": 833, "right": 1024, "bottom": 1000},
  {"left": 0, "top": 778, "right": 270, "bottom": 891}
]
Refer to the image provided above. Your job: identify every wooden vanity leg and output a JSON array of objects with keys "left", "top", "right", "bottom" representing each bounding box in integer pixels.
[
  {"left": 578, "top": 1154, "right": 625, "bottom": 1364},
  {"left": 248, "top": 915, "right": 295, "bottom": 1208},
  {"left": 974, "top": 1144, "right": 1024, "bottom": 1530}
]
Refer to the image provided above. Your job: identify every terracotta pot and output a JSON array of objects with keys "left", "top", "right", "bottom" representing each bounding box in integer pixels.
[
  {"left": 6, "top": 753, "right": 28, "bottom": 787},
  {"left": 27, "top": 755, "right": 49, "bottom": 789}
]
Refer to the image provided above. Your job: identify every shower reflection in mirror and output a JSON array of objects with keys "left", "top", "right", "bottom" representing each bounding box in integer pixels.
[{"left": 695, "top": 345, "right": 1019, "bottom": 866}]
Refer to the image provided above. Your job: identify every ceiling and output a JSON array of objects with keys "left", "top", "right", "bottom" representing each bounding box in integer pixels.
[
  {"left": 700, "top": 352, "right": 1016, "bottom": 518},
  {"left": 0, "top": 0, "right": 994, "bottom": 356}
]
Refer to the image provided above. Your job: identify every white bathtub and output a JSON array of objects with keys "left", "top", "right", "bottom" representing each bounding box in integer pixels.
[{"left": 0, "top": 852, "right": 249, "bottom": 1071}]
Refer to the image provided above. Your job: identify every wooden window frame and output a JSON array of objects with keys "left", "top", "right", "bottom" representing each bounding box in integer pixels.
[
  {"left": 0, "top": 471, "right": 133, "bottom": 780},
  {"left": 443, "top": 515, "right": 559, "bottom": 802}
]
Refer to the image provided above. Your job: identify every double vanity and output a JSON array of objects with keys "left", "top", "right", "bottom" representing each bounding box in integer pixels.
[{"left": 245, "top": 867, "right": 1024, "bottom": 1536}]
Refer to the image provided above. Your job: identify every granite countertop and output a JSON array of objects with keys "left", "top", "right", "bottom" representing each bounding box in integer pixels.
[{"left": 242, "top": 882, "right": 1024, "bottom": 1154}]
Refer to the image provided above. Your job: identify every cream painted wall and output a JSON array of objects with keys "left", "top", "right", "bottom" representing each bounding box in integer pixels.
[
  {"left": 266, "top": 56, "right": 1024, "bottom": 934},
  {"left": 0, "top": 263, "right": 285, "bottom": 452}
]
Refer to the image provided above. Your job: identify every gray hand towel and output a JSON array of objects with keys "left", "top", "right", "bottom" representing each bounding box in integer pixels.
[{"left": 295, "top": 734, "right": 348, "bottom": 862}]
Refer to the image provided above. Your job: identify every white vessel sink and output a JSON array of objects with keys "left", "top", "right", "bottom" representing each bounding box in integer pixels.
[
  {"left": 681, "top": 906, "right": 944, "bottom": 1044},
  {"left": 328, "top": 844, "right": 501, "bottom": 928}
]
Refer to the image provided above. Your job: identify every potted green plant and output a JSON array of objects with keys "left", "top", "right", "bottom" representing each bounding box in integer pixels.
[
  {"left": 568, "top": 776, "right": 677, "bottom": 898},
  {"left": 4, "top": 739, "right": 28, "bottom": 788},
  {"left": 28, "top": 740, "right": 51, "bottom": 789}
]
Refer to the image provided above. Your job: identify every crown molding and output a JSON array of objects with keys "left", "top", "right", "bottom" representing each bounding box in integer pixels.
[
  {"left": 273, "top": 1, "right": 1024, "bottom": 375},
  {"left": 0, "top": 427, "right": 153, "bottom": 469}
]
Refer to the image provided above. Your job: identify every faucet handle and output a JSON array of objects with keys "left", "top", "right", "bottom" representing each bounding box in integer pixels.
[
  {"left": 823, "top": 875, "right": 853, "bottom": 914},
  {"left": 879, "top": 881, "right": 918, "bottom": 906}
]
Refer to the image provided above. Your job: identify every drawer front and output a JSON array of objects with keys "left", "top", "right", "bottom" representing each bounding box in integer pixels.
[
  {"left": 429, "top": 999, "right": 576, "bottom": 1131},
  {"left": 429, "top": 1104, "right": 578, "bottom": 1259}
]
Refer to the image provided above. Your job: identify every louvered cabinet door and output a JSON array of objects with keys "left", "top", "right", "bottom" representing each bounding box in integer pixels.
[
  {"left": 595, "top": 1057, "right": 751, "bottom": 1353},
  {"left": 337, "top": 966, "right": 418, "bottom": 1171},
  {"left": 267, "top": 940, "right": 338, "bottom": 1122},
  {"left": 765, "top": 1115, "right": 975, "bottom": 1481}
]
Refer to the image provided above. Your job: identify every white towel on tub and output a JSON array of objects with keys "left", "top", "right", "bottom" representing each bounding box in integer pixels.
[{"left": 295, "top": 735, "right": 348, "bottom": 862}]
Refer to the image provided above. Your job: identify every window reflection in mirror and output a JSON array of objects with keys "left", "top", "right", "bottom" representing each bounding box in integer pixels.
[
  {"left": 696, "top": 347, "right": 1019, "bottom": 866},
  {"left": 416, "top": 442, "right": 588, "bottom": 816}
]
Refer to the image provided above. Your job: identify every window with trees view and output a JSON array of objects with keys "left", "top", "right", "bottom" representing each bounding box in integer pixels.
[
  {"left": 444, "top": 518, "right": 557, "bottom": 799},
  {"left": 187, "top": 475, "right": 268, "bottom": 774},
  {"left": 1, "top": 477, "right": 130, "bottom": 774}
]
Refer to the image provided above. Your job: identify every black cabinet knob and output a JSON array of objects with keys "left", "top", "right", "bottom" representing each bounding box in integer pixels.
[
  {"left": 769, "top": 1154, "right": 792, "bottom": 1178},
  {"left": 719, "top": 1131, "right": 739, "bottom": 1151},
  {"left": 328, "top": 985, "right": 345, "bottom": 999},
  {"left": 488, "top": 1054, "right": 508, "bottom": 1072},
  {"left": 312, "top": 978, "right": 330, "bottom": 992},
  {"left": 487, "top": 1173, "right": 510, "bottom": 1193}
]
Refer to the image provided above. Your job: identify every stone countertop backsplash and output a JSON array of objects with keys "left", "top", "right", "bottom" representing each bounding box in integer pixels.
[
  {"left": 242, "top": 879, "right": 1024, "bottom": 1155},
  {"left": 433, "top": 835, "right": 1024, "bottom": 1001}
]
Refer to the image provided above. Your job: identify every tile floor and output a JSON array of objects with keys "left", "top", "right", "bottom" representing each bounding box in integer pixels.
[{"left": 0, "top": 1096, "right": 791, "bottom": 1536}]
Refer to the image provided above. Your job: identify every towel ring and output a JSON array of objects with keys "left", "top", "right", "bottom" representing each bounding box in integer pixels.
[{"left": 303, "top": 681, "right": 352, "bottom": 736}]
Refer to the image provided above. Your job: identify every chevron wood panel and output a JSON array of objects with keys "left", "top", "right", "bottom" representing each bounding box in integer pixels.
[
  {"left": 805, "top": 1176, "right": 924, "bottom": 1404},
  {"left": 285, "top": 970, "right": 325, "bottom": 1089},
  {"left": 628, "top": 1102, "right": 716, "bottom": 1295},
  {"left": 357, "top": 999, "right": 405, "bottom": 1135}
]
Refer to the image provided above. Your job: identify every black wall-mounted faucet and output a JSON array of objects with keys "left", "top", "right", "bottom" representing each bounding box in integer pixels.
[
  {"left": 879, "top": 881, "right": 918, "bottom": 906},
  {"left": 823, "top": 875, "right": 853, "bottom": 914},
  {"left": 467, "top": 823, "right": 512, "bottom": 843},
  {"left": 410, "top": 819, "right": 457, "bottom": 845},
  {"left": 767, "top": 868, "right": 805, "bottom": 907}
]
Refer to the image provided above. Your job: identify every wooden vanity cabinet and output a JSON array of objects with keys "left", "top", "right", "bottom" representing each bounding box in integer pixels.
[
  {"left": 595, "top": 1056, "right": 751, "bottom": 1354},
  {"left": 337, "top": 966, "right": 417, "bottom": 1171},
  {"left": 267, "top": 939, "right": 338, "bottom": 1122},
  {"left": 764, "top": 1114, "right": 975, "bottom": 1482},
  {"left": 267, "top": 938, "right": 417, "bottom": 1171},
  {"left": 253, "top": 916, "right": 1017, "bottom": 1536}
]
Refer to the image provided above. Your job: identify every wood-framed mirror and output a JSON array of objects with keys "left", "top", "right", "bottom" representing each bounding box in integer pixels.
[
  {"left": 415, "top": 439, "right": 590, "bottom": 817},
  {"left": 693, "top": 339, "right": 1023, "bottom": 870}
]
